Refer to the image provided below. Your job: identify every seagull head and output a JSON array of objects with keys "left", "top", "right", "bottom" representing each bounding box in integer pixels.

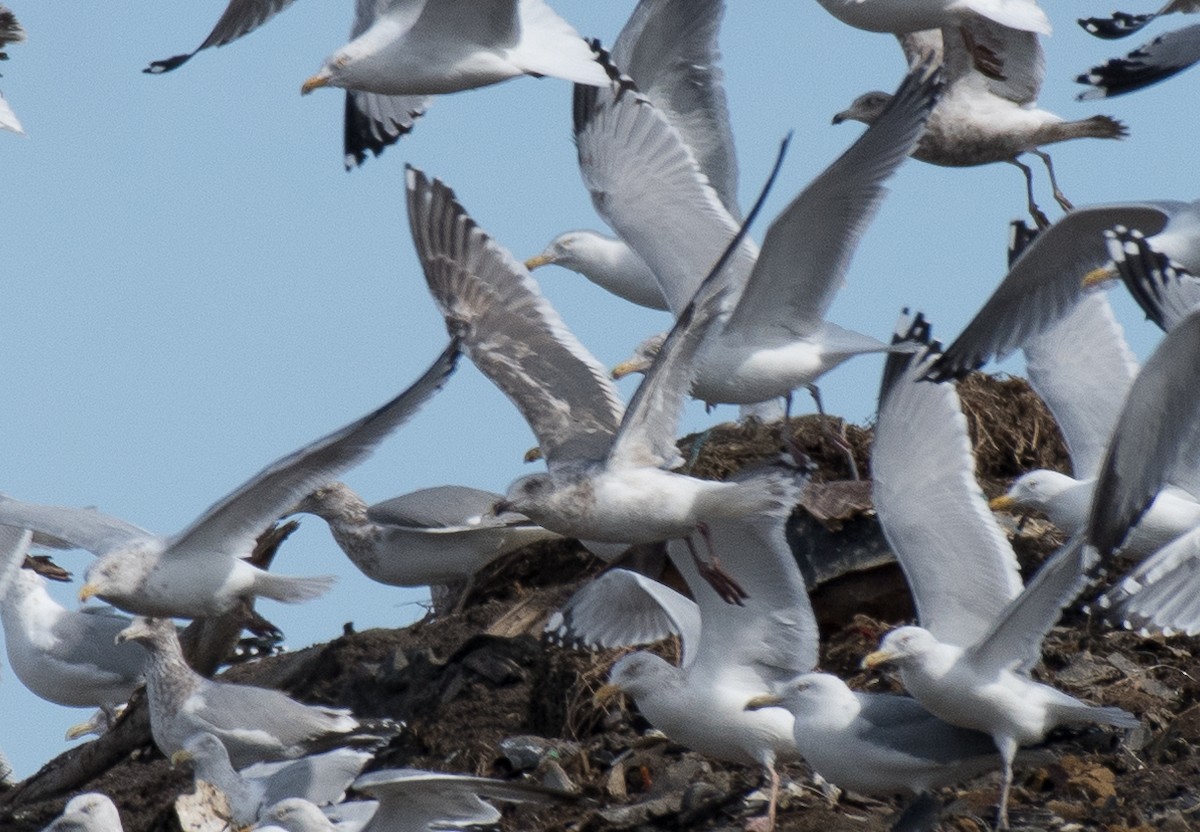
[
  {"left": 989, "top": 469, "right": 1079, "bottom": 514},
  {"left": 611, "top": 333, "right": 665, "bottom": 380},
  {"left": 115, "top": 615, "right": 172, "bottom": 646},
  {"left": 862, "top": 626, "right": 938, "bottom": 670},
  {"left": 832, "top": 91, "right": 892, "bottom": 126},
  {"left": 746, "top": 673, "right": 851, "bottom": 714},
  {"left": 596, "top": 651, "right": 675, "bottom": 707},
  {"left": 496, "top": 473, "right": 558, "bottom": 521}
]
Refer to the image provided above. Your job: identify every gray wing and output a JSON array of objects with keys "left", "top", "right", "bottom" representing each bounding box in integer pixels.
[
  {"left": 545, "top": 568, "right": 701, "bottom": 664},
  {"left": 250, "top": 749, "right": 374, "bottom": 809},
  {"left": 967, "top": 535, "right": 1094, "bottom": 673},
  {"left": 52, "top": 607, "right": 146, "bottom": 679},
  {"left": 1078, "top": 23, "right": 1200, "bottom": 98},
  {"left": 927, "top": 204, "right": 1175, "bottom": 381},
  {"left": 873, "top": 316, "right": 1023, "bottom": 648},
  {"left": 1089, "top": 307, "right": 1200, "bottom": 558},
  {"left": 354, "top": 768, "right": 572, "bottom": 832},
  {"left": 190, "top": 677, "right": 357, "bottom": 749},
  {"left": 722, "top": 60, "right": 939, "bottom": 337},
  {"left": 166, "top": 341, "right": 459, "bottom": 561},
  {"left": 606, "top": 134, "right": 789, "bottom": 471},
  {"left": 672, "top": 465, "right": 819, "bottom": 683},
  {"left": 855, "top": 692, "right": 999, "bottom": 764},
  {"left": 940, "top": 16, "right": 1043, "bottom": 105},
  {"left": 406, "top": 166, "right": 624, "bottom": 471},
  {"left": 0, "top": 496, "right": 151, "bottom": 556},
  {"left": 1108, "top": 226, "right": 1200, "bottom": 333},
  {"left": 0, "top": 525, "right": 30, "bottom": 601},
  {"left": 343, "top": 91, "right": 430, "bottom": 170},
  {"left": 367, "top": 486, "right": 504, "bottom": 529},
  {"left": 145, "top": 0, "right": 302, "bottom": 73},
  {"left": 572, "top": 76, "right": 756, "bottom": 316},
  {"left": 612, "top": 0, "right": 739, "bottom": 218},
  {"left": 1023, "top": 292, "right": 1139, "bottom": 479},
  {"left": 1097, "top": 523, "right": 1200, "bottom": 634}
]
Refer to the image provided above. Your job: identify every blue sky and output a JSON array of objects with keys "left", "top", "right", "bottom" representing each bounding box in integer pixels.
[{"left": 0, "top": 2, "right": 1194, "bottom": 778}]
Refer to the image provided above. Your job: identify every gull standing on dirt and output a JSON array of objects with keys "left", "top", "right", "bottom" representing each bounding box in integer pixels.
[
  {"left": 117, "top": 617, "right": 394, "bottom": 769},
  {"left": 408, "top": 163, "right": 798, "bottom": 603},
  {"left": 579, "top": 59, "right": 940, "bottom": 411},
  {"left": 833, "top": 21, "right": 1126, "bottom": 227},
  {"left": 0, "top": 526, "right": 146, "bottom": 738},
  {"left": 0, "top": 5, "right": 24, "bottom": 135},
  {"left": 862, "top": 322, "right": 1138, "bottom": 829},
  {"left": 173, "top": 731, "right": 372, "bottom": 827},
  {"left": 0, "top": 342, "right": 459, "bottom": 619},
  {"left": 579, "top": 462, "right": 808, "bottom": 831},
  {"left": 526, "top": 0, "right": 738, "bottom": 310},
  {"left": 290, "top": 483, "right": 560, "bottom": 608}
]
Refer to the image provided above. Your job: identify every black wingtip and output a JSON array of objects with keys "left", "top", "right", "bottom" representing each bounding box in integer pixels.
[
  {"left": 1007, "top": 220, "right": 1040, "bottom": 268},
  {"left": 1078, "top": 11, "right": 1157, "bottom": 39},
  {"left": 572, "top": 39, "right": 640, "bottom": 138},
  {"left": 144, "top": 53, "right": 195, "bottom": 75},
  {"left": 1107, "top": 225, "right": 1193, "bottom": 332}
]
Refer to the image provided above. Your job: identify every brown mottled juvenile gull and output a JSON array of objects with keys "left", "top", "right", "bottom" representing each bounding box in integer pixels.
[
  {"left": 834, "top": 21, "right": 1126, "bottom": 227},
  {"left": 173, "top": 731, "right": 372, "bottom": 827},
  {"left": 408, "top": 162, "right": 799, "bottom": 603},
  {"left": 0, "top": 342, "right": 459, "bottom": 618},
  {"left": 117, "top": 617, "right": 394, "bottom": 768},
  {"left": 0, "top": 526, "right": 146, "bottom": 738},
  {"left": 863, "top": 322, "right": 1138, "bottom": 829}
]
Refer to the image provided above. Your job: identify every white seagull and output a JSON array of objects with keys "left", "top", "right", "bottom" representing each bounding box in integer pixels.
[
  {"left": 815, "top": 0, "right": 1049, "bottom": 36},
  {"left": 862, "top": 322, "right": 1138, "bottom": 829},
  {"left": 525, "top": 0, "right": 737, "bottom": 311},
  {"left": 583, "top": 59, "right": 941, "bottom": 409},
  {"left": 0, "top": 342, "right": 459, "bottom": 618},
  {"left": 582, "top": 463, "right": 809, "bottom": 831},
  {"left": 0, "top": 526, "right": 146, "bottom": 738}
]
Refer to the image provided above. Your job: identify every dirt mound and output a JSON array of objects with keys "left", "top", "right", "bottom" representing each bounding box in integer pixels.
[{"left": 4, "top": 374, "right": 1196, "bottom": 832}]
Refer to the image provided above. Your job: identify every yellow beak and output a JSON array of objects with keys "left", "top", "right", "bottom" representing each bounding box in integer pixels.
[
  {"left": 611, "top": 360, "right": 645, "bottom": 380},
  {"left": 171, "top": 749, "right": 193, "bottom": 766},
  {"left": 594, "top": 683, "right": 624, "bottom": 707},
  {"left": 78, "top": 583, "right": 99, "bottom": 602},
  {"left": 301, "top": 74, "right": 331, "bottom": 95},
  {"left": 989, "top": 495, "right": 1018, "bottom": 512},
  {"left": 861, "top": 649, "right": 893, "bottom": 670},
  {"left": 65, "top": 721, "right": 95, "bottom": 741},
  {"left": 744, "top": 693, "right": 783, "bottom": 711},
  {"left": 1081, "top": 264, "right": 1117, "bottom": 289},
  {"left": 524, "top": 254, "right": 553, "bottom": 270}
]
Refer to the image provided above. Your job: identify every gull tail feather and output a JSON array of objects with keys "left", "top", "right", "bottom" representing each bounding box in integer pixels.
[{"left": 253, "top": 572, "right": 336, "bottom": 604}]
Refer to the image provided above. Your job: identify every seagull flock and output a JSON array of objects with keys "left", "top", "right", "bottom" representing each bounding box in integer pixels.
[{"left": 3, "top": 0, "right": 1200, "bottom": 830}]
